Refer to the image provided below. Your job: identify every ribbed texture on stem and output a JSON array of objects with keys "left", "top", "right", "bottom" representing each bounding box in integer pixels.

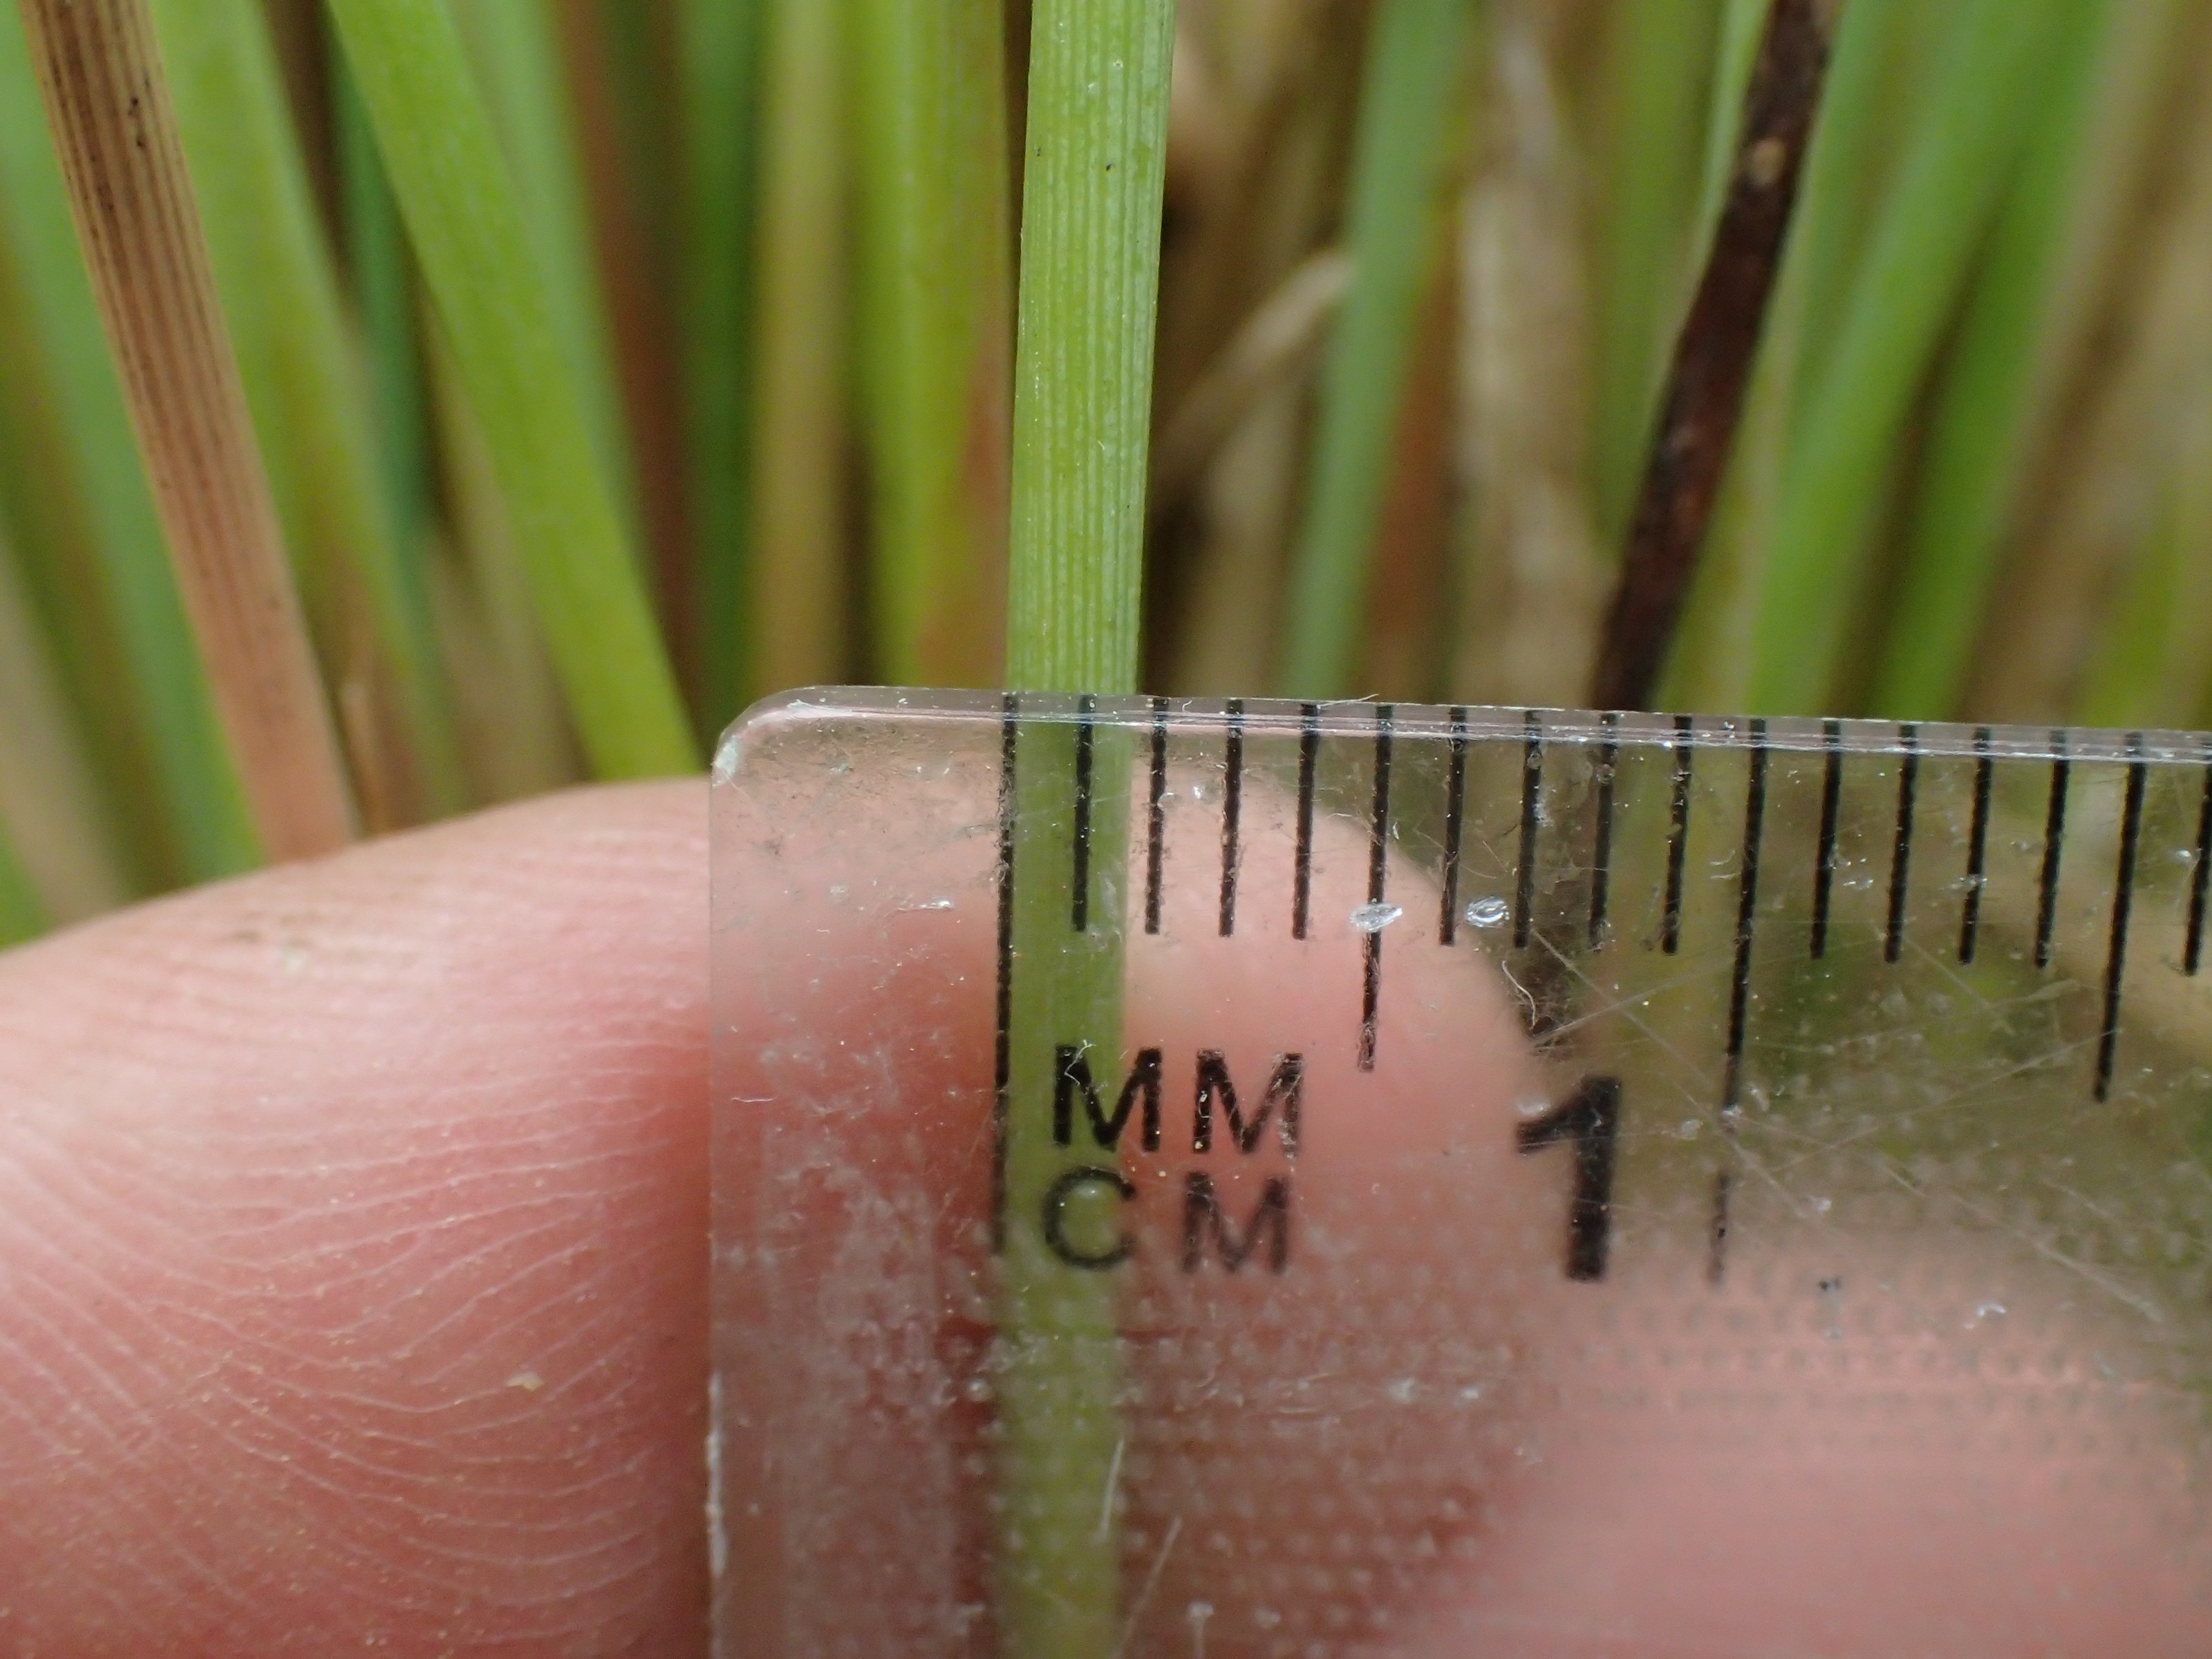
[
  {"left": 1004, "top": 0, "right": 1177, "bottom": 695},
  {"left": 21, "top": 0, "right": 353, "bottom": 859}
]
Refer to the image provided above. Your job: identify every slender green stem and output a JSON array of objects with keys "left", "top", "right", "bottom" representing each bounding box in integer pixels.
[
  {"left": 1871, "top": 0, "right": 2169, "bottom": 719},
  {"left": 151, "top": 0, "right": 465, "bottom": 819},
  {"left": 0, "top": 2, "right": 252, "bottom": 883},
  {"left": 452, "top": 0, "right": 644, "bottom": 561},
  {"left": 1276, "top": 0, "right": 1474, "bottom": 699},
  {"left": 327, "top": 0, "right": 693, "bottom": 777},
  {"left": 333, "top": 49, "right": 435, "bottom": 600},
  {"left": 748, "top": 0, "right": 850, "bottom": 693},
  {"left": 0, "top": 819, "right": 41, "bottom": 948},
  {"left": 679, "top": 0, "right": 760, "bottom": 736},
  {"left": 0, "top": 514, "right": 130, "bottom": 921},
  {"left": 998, "top": 6, "right": 1174, "bottom": 1654},
  {"left": 1692, "top": 0, "right": 1772, "bottom": 246},
  {"left": 1744, "top": 0, "right": 2073, "bottom": 714},
  {"left": 850, "top": 0, "right": 1011, "bottom": 687}
]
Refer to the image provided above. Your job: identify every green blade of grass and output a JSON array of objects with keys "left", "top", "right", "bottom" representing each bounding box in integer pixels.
[
  {"left": 748, "top": 0, "right": 851, "bottom": 693},
  {"left": 1743, "top": 0, "right": 2074, "bottom": 714},
  {"left": 998, "top": 3, "right": 1174, "bottom": 1653},
  {"left": 679, "top": 0, "right": 760, "bottom": 736},
  {"left": 151, "top": 0, "right": 465, "bottom": 821},
  {"left": 1586, "top": 0, "right": 1721, "bottom": 553},
  {"left": 1691, "top": 0, "right": 1775, "bottom": 243},
  {"left": 0, "top": 3, "right": 253, "bottom": 883},
  {"left": 333, "top": 50, "right": 435, "bottom": 599},
  {"left": 0, "top": 821, "right": 41, "bottom": 948},
  {"left": 327, "top": 0, "right": 694, "bottom": 778},
  {"left": 0, "top": 512, "right": 130, "bottom": 921},
  {"left": 1277, "top": 0, "right": 1476, "bottom": 700},
  {"left": 850, "top": 0, "right": 1011, "bottom": 687},
  {"left": 452, "top": 0, "right": 645, "bottom": 568},
  {"left": 1871, "top": 0, "right": 2181, "bottom": 720}
]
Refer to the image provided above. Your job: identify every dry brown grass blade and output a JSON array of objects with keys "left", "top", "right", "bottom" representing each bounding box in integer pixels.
[
  {"left": 1591, "top": 0, "right": 1832, "bottom": 711},
  {"left": 1450, "top": 0, "right": 1606, "bottom": 711},
  {"left": 21, "top": 0, "right": 355, "bottom": 859}
]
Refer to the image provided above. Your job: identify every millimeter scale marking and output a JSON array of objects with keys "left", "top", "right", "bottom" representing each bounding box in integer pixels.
[{"left": 983, "top": 695, "right": 2212, "bottom": 1273}]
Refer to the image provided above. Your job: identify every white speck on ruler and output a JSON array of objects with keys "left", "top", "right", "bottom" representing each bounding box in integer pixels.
[
  {"left": 1465, "top": 896, "right": 1510, "bottom": 929},
  {"left": 1351, "top": 901, "right": 1402, "bottom": 932}
]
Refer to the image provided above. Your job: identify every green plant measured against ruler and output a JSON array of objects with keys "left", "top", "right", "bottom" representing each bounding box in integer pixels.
[
  {"left": 998, "top": 0, "right": 1175, "bottom": 1653},
  {"left": 326, "top": 0, "right": 693, "bottom": 780}
]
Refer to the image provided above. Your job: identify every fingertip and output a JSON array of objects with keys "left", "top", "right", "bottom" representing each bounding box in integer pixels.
[{"left": 0, "top": 781, "right": 711, "bottom": 1657}]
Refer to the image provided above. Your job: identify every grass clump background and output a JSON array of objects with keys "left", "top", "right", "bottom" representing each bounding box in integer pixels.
[{"left": 0, "top": 0, "right": 2206, "bottom": 952}]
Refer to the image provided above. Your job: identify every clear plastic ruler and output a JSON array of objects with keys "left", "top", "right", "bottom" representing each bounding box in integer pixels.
[{"left": 710, "top": 688, "right": 2212, "bottom": 1658}]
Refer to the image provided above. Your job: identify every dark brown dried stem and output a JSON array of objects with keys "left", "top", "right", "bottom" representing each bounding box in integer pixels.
[
  {"left": 1591, "top": 0, "right": 1833, "bottom": 712},
  {"left": 20, "top": 0, "right": 356, "bottom": 858}
]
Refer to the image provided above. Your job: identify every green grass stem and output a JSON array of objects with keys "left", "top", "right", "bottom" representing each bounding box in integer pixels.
[
  {"left": 0, "top": 821, "right": 41, "bottom": 948},
  {"left": 1744, "top": 0, "right": 2072, "bottom": 714},
  {"left": 850, "top": 0, "right": 1012, "bottom": 687},
  {"left": 334, "top": 51, "right": 435, "bottom": 591},
  {"left": 327, "top": 0, "right": 693, "bottom": 777},
  {"left": 748, "top": 0, "right": 851, "bottom": 693},
  {"left": 679, "top": 0, "right": 760, "bottom": 737},
  {"left": 1277, "top": 0, "right": 1474, "bottom": 699},
  {"left": 453, "top": 0, "right": 645, "bottom": 564},
  {"left": 1691, "top": 0, "right": 1772, "bottom": 246},
  {"left": 998, "top": 4, "right": 1174, "bottom": 1651},
  {"left": 0, "top": 516, "right": 129, "bottom": 921},
  {"left": 0, "top": 5, "right": 252, "bottom": 883},
  {"left": 1871, "top": 0, "right": 2177, "bottom": 719},
  {"left": 151, "top": 0, "right": 464, "bottom": 819}
]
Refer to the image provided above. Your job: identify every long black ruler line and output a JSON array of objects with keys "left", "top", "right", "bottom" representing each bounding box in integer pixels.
[
  {"left": 1144, "top": 695, "right": 1168, "bottom": 935},
  {"left": 2188, "top": 746, "right": 2212, "bottom": 977},
  {"left": 1884, "top": 723, "right": 1919, "bottom": 965},
  {"left": 1588, "top": 710, "right": 1619, "bottom": 949},
  {"left": 1439, "top": 706, "right": 1468, "bottom": 946},
  {"left": 1958, "top": 726, "right": 1993, "bottom": 966},
  {"left": 1358, "top": 706, "right": 1394, "bottom": 1074},
  {"left": 1810, "top": 718, "right": 1842, "bottom": 959},
  {"left": 1722, "top": 721, "right": 1768, "bottom": 1112},
  {"left": 2035, "top": 731, "right": 2070, "bottom": 971},
  {"left": 1514, "top": 710, "right": 1541, "bottom": 949},
  {"left": 1293, "top": 702, "right": 1320, "bottom": 941},
  {"left": 2095, "top": 738, "right": 2148, "bottom": 1102},
  {"left": 991, "top": 692, "right": 1018, "bottom": 1253},
  {"left": 1070, "top": 693, "right": 1096, "bottom": 932},
  {"left": 1663, "top": 715, "right": 1694, "bottom": 957},
  {"left": 1219, "top": 698, "right": 1245, "bottom": 937}
]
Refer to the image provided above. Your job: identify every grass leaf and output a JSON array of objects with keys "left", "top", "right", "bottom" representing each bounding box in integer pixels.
[
  {"left": 1277, "top": 0, "right": 1475, "bottom": 699},
  {"left": 328, "top": 0, "right": 695, "bottom": 777}
]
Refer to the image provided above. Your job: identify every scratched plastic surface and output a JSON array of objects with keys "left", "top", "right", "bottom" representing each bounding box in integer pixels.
[{"left": 711, "top": 688, "right": 2212, "bottom": 1658}]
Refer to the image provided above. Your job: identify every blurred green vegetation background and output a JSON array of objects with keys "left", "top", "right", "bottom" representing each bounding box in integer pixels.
[{"left": 0, "top": 0, "right": 2208, "bottom": 946}]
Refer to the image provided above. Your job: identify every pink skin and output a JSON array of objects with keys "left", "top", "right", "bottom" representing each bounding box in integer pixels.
[{"left": 1, "top": 780, "right": 2206, "bottom": 1656}]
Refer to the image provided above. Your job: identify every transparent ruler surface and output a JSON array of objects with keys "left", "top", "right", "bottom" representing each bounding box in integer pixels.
[{"left": 711, "top": 688, "right": 2212, "bottom": 1659}]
